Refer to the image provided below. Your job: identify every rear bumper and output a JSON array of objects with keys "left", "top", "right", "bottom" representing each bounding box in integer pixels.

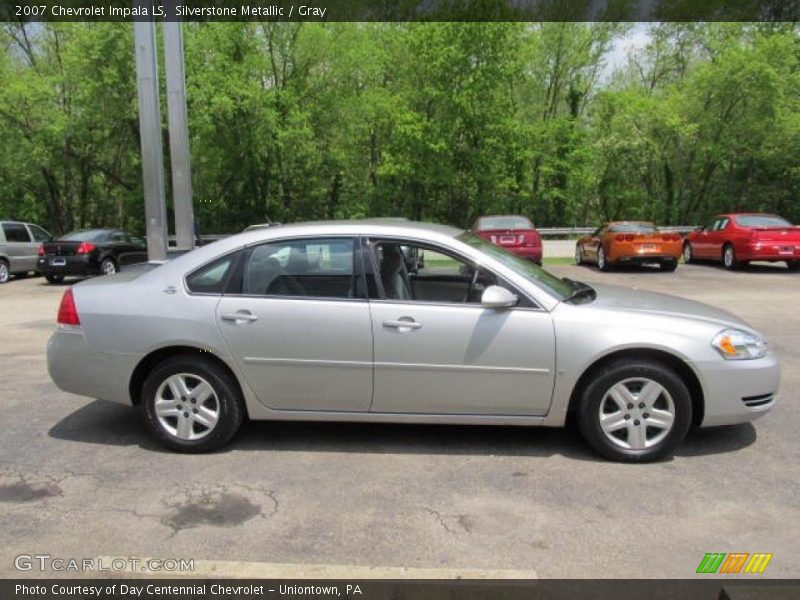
[
  {"left": 614, "top": 254, "right": 678, "bottom": 264},
  {"left": 47, "top": 328, "right": 137, "bottom": 405},
  {"left": 503, "top": 246, "right": 542, "bottom": 262},
  {"left": 37, "top": 255, "right": 100, "bottom": 276},
  {"left": 737, "top": 242, "right": 800, "bottom": 262},
  {"left": 695, "top": 352, "right": 780, "bottom": 427}
]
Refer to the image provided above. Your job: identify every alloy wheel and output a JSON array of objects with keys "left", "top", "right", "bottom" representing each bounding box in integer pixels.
[
  {"left": 683, "top": 244, "right": 692, "bottom": 263},
  {"left": 598, "top": 377, "right": 675, "bottom": 450},
  {"left": 0, "top": 262, "right": 8, "bottom": 283},
  {"left": 575, "top": 245, "right": 583, "bottom": 265},
  {"left": 724, "top": 246, "right": 734, "bottom": 268},
  {"left": 154, "top": 373, "right": 220, "bottom": 441},
  {"left": 102, "top": 259, "right": 117, "bottom": 275},
  {"left": 597, "top": 247, "right": 606, "bottom": 270}
]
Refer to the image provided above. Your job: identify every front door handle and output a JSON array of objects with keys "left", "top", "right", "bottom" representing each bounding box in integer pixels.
[
  {"left": 221, "top": 311, "right": 259, "bottom": 323},
  {"left": 383, "top": 318, "right": 422, "bottom": 331}
]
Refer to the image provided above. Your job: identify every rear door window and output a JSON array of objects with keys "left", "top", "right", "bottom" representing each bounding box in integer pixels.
[
  {"left": 243, "top": 238, "right": 359, "bottom": 299},
  {"left": 2, "top": 223, "right": 31, "bottom": 243},
  {"left": 28, "top": 224, "right": 51, "bottom": 242}
]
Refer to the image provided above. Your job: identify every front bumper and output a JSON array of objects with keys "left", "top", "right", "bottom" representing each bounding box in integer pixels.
[
  {"left": 47, "top": 328, "right": 137, "bottom": 405},
  {"left": 695, "top": 352, "right": 780, "bottom": 427},
  {"left": 37, "top": 255, "right": 100, "bottom": 276}
]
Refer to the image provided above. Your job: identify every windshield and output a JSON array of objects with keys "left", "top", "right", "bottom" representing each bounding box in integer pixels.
[
  {"left": 477, "top": 216, "right": 533, "bottom": 231},
  {"left": 60, "top": 229, "right": 108, "bottom": 242},
  {"left": 735, "top": 215, "right": 792, "bottom": 228},
  {"left": 608, "top": 222, "right": 656, "bottom": 233},
  {"left": 457, "top": 231, "right": 574, "bottom": 300}
]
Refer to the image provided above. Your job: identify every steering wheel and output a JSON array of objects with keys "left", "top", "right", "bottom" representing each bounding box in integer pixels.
[{"left": 463, "top": 268, "right": 480, "bottom": 303}]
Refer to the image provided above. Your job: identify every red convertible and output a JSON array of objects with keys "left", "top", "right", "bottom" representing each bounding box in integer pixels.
[{"left": 683, "top": 213, "right": 800, "bottom": 271}]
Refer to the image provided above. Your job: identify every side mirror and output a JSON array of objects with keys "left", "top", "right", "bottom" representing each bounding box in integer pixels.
[{"left": 481, "top": 285, "right": 518, "bottom": 309}]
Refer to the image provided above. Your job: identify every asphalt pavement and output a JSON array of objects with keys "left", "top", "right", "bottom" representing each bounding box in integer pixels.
[{"left": 0, "top": 261, "right": 797, "bottom": 578}]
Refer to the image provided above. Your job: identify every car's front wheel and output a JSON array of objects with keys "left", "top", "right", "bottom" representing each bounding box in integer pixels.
[
  {"left": 576, "top": 360, "right": 692, "bottom": 462},
  {"left": 142, "top": 355, "right": 245, "bottom": 453},
  {"left": 574, "top": 245, "right": 584, "bottom": 265}
]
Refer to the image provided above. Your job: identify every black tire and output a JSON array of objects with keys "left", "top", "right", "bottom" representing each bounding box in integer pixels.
[
  {"left": 682, "top": 242, "right": 693, "bottom": 264},
  {"left": 722, "top": 243, "right": 739, "bottom": 270},
  {"left": 142, "top": 354, "right": 245, "bottom": 453},
  {"left": 787, "top": 260, "right": 799, "bottom": 272},
  {"left": 45, "top": 275, "right": 64, "bottom": 284},
  {"left": 100, "top": 257, "right": 118, "bottom": 275},
  {"left": 660, "top": 260, "right": 677, "bottom": 272},
  {"left": 576, "top": 359, "right": 693, "bottom": 462},
  {"left": 597, "top": 246, "right": 611, "bottom": 271}
]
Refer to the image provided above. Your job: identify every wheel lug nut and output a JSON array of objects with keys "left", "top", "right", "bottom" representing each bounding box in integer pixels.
[
  {"left": 183, "top": 412, "right": 189, "bottom": 418},
  {"left": 643, "top": 413, "right": 650, "bottom": 419},
  {"left": 176, "top": 404, "right": 182, "bottom": 410},
  {"left": 624, "top": 414, "right": 631, "bottom": 420},
  {"left": 634, "top": 419, "right": 640, "bottom": 425},
  {"left": 638, "top": 402, "right": 645, "bottom": 409},
  {"left": 190, "top": 398, "right": 196, "bottom": 404},
  {"left": 181, "top": 396, "right": 187, "bottom": 401},
  {"left": 627, "top": 403, "right": 633, "bottom": 410},
  {"left": 193, "top": 409, "right": 198, "bottom": 414}
]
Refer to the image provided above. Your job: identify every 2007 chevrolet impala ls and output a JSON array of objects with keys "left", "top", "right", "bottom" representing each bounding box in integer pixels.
[{"left": 47, "top": 220, "right": 779, "bottom": 461}]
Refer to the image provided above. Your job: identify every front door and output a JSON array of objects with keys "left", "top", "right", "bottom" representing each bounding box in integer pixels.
[
  {"left": 2, "top": 223, "right": 37, "bottom": 272},
  {"left": 216, "top": 236, "right": 373, "bottom": 412},
  {"left": 367, "top": 240, "right": 556, "bottom": 416}
]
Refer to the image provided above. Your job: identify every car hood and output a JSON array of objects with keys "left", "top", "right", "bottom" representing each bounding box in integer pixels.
[{"left": 586, "top": 282, "right": 751, "bottom": 330}]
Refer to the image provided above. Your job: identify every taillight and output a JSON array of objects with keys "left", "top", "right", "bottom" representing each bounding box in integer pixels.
[
  {"left": 672, "top": 233, "right": 681, "bottom": 241},
  {"left": 57, "top": 289, "right": 80, "bottom": 326},
  {"left": 624, "top": 234, "right": 635, "bottom": 242},
  {"left": 38, "top": 244, "right": 45, "bottom": 256},
  {"left": 615, "top": 234, "right": 624, "bottom": 241},
  {"left": 76, "top": 242, "right": 95, "bottom": 254}
]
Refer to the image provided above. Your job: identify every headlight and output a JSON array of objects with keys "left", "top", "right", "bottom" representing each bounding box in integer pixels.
[{"left": 711, "top": 328, "right": 767, "bottom": 360}]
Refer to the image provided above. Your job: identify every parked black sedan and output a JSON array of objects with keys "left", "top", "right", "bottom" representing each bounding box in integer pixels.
[{"left": 38, "top": 229, "right": 147, "bottom": 283}]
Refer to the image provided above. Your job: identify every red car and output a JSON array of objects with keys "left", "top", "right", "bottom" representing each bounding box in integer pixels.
[
  {"left": 683, "top": 213, "right": 800, "bottom": 271},
  {"left": 472, "top": 215, "right": 542, "bottom": 264}
]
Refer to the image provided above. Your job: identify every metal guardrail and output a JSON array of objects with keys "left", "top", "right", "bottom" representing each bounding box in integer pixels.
[
  {"left": 165, "top": 226, "right": 700, "bottom": 245},
  {"left": 537, "top": 226, "right": 698, "bottom": 237}
]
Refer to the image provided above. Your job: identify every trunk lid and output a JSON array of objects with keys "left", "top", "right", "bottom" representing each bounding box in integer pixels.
[{"left": 42, "top": 240, "right": 82, "bottom": 257}]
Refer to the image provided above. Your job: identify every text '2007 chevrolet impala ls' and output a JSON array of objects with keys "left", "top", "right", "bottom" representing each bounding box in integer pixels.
[{"left": 46, "top": 220, "right": 779, "bottom": 462}]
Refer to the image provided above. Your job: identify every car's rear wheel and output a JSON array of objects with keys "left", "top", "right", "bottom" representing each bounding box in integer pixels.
[
  {"left": 597, "top": 246, "right": 610, "bottom": 271},
  {"left": 660, "top": 260, "right": 677, "bottom": 272},
  {"left": 574, "top": 245, "right": 584, "bottom": 265},
  {"left": 787, "top": 260, "right": 799, "bottom": 272},
  {"left": 682, "top": 242, "right": 693, "bottom": 264},
  {"left": 0, "top": 260, "right": 9, "bottom": 284},
  {"left": 45, "top": 275, "right": 64, "bottom": 284},
  {"left": 722, "top": 244, "right": 739, "bottom": 270},
  {"left": 576, "top": 360, "right": 692, "bottom": 462},
  {"left": 142, "top": 355, "right": 245, "bottom": 453},
  {"left": 100, "top": 257, "right": 118, "bottom": 275}
]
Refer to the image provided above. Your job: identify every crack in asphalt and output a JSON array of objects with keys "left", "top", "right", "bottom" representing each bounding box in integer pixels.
[{"left": 421, "top": 506, "right": 473, "bottom": 535}]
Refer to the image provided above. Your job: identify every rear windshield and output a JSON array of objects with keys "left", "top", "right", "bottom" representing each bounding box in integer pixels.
[
  {"left": 477, "top": 216, "right": 533, "bottom": 231},
  {"left": 608, "top": 223, "right": 656, "bottom": 233},
  {"left": 735, "top": 215, "right": 791, "bottom": 228},
  {"left": 59, "top": 230, "right": 109, "bottom": 242}
]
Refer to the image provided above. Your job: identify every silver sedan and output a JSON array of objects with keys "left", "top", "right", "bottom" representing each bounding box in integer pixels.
[{"left": 47, "top": 220, "right": 779, "bottom": 461}]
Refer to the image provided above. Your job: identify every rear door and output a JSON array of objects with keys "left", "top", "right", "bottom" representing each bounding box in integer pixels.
[
  {"left": 108, "top": 231, "right": 147, "bottom": 266},
  {"left": 693, "top": 217, "right": 720, "bottom": 258},
  {"left": 215, "top": 236, "right": 373, "bottom": 412},
  {"left": 1, "top": 223, "right": 37, "bottom": 272}
]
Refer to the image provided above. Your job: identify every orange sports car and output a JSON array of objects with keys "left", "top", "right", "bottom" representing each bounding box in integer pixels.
[{"left": 575, "top": 221, "right": 682, "bottom": 272}]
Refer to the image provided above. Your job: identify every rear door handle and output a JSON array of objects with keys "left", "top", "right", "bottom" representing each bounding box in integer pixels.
[
  {"left": 221, "top": 311, "right": 259, "bottom": 323},
  {"left": 383, "top": 318, "right": 422, "bottom": 331}
]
